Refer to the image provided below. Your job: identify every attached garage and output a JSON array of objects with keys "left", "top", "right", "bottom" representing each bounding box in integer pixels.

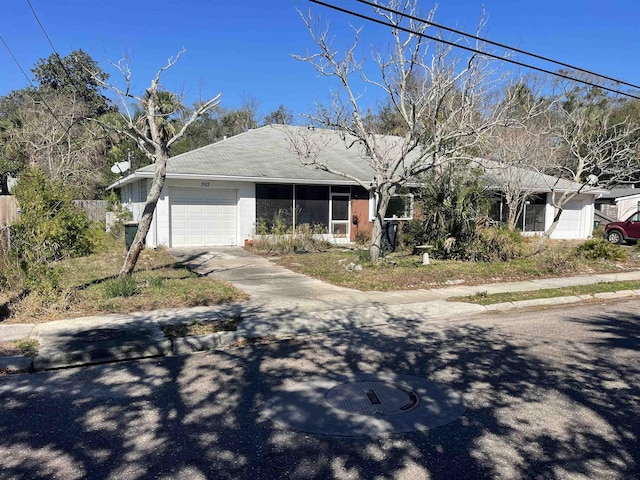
[
  {"left": 552, "top": 199, "right": 583, "bottom": 239},
  {"left": 170, "top": 188, "right": 237, "bottom": 247}
]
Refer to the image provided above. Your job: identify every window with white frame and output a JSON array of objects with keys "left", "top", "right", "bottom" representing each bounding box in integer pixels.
[{"left": 384, "top": 194, "right": 414, "bottom": 220}]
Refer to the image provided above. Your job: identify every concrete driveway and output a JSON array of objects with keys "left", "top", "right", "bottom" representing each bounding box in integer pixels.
[
  {"left": 0, "top": 299, "right": 638, "bottom": 479},
  {"left": 169, "top": 246, "right": 452, "bottom": 310}
]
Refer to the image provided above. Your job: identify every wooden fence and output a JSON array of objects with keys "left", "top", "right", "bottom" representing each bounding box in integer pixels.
[
  {"left": 0, "top": 197, "right": 107, "bottom": 225},
  {"left": 72, "top": 200, "right": 106, "bottom": 223},
  {"left": 0, "top": 196, "right": 18, "bottom": 226}
]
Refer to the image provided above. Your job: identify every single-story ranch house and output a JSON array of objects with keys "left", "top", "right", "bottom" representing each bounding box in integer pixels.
[{"left": 108, "top": 124, "right": 604, "bottom": 248}]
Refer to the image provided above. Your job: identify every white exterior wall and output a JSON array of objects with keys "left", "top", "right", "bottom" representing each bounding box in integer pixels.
[
  {"left": 120, "top": 180, "right": 149, "bottom": 221},
  {"left": 543, "top": 193, "right": 595, "bottom": 239},
  {"left": 144, "top": 178, "right": 255, "bottom": 248},
  {"left": 615, "top": 195, "right": 640, "bottom": 220}
]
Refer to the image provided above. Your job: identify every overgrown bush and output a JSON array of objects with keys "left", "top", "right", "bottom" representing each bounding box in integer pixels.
[
  {"left": 467, "top": 227, "right": 526, "bottom": 262},
  {"left": 400, "top": 219, "right": 428, "bottom": 248},
  {"left": 576, "top": 238, "right": 627, "bottom": 261},
  {"left": 248, "top": 223, "right": 331, "bottom": 255},
  {"left": 539, "top": 250, "right": 579, "bottom": 274},
  {"left": 9, "top": 168, "right": 94, "bottom": 292},
  {"left": 415, "top": 162, "right": 490, "bottom": 260}
]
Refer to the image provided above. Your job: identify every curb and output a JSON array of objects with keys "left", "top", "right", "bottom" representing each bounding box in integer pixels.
[
  {"left": 3, "top": 288, "right": 640, "bottom": 374},
  {"left": 171, "top": 331, "right": 244, "bottom": 355},
  {"left": 32, "top": 340, "right": 173, "bottom": 371}
]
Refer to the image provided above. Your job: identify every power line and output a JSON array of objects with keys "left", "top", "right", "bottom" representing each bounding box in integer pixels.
[
  {"left": 356, "top": 0, "right": 640, "bottom": 91},
  {"left": 25, "top": 0, "right": 77, "bottom": 87},
  {"left": 0, "top": 35, "right": 70, "bottom": 131},
  {"left": 309, "top": 0, "right": 640, "bottom": 100}
]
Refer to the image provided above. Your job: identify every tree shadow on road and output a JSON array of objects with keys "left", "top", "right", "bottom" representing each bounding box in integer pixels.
[{"left": 0, "top": 304, "right": 639, "bottom": 479}]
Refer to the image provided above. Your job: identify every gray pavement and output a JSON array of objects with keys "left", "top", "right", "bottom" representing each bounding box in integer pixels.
[
  {"left": 3, "top": 246, "right": 640, "bottom": 373},
  {"left": 1, "top": 299, "right": 639, "bottom": 478}
]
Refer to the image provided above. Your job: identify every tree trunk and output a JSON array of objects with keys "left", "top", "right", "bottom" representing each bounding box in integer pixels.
[
  {"left": 369, "top": 188, "right": 392, "bottom": 263},
  {"left": 534, "top": 206, "right": 563, "bottom": 254},
  {"left": 119, "top": 149, "right": 168, "bottom": 277}
]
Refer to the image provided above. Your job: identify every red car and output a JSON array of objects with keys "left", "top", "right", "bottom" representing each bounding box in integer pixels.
[{"left": 604, "top": 211, "right": 640, "bottom": 244}]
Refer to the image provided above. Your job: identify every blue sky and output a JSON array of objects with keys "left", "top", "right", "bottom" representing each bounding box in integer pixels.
[{"left": 1, "top": 0, "right": 639, "bottom": 123}]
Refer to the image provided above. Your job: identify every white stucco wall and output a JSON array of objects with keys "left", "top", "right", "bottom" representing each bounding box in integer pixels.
[
  {"left": 148, "top": 178, "right": 256, "bottom": 248},
  {"left": 543, "top": 193, "right": 595, "bottom": 239},
  {"left": 615, "top": 195, "right": 640, "bottom": 221}
]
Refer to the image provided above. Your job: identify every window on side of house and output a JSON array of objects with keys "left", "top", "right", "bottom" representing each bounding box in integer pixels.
[
  {"left": 517, "top": 194, "right": 546, "bottom": 232},
  {"left": 256, "top": 184, "right": 293, "bottom": 233},
  {"left": 384, "top": 194, "right": 414, "bottom": 220},
  {"left": 295, "top": 185, "right": 329, "bottom": 231}
]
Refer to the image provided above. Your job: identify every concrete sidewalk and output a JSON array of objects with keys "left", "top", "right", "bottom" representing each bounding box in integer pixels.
[{"left": 2, "top": 247, "right": 640, "bottom": 373}]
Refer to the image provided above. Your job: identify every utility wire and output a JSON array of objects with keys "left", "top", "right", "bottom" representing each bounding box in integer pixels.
[
  {"left": 356, "top": 0, "right": 640, "bottom": 91},
  {"left": 26, "top": 0, "right": 78, "bottom": 89},
  {"left": 309, "top": 0, "right": 640, "bottom": 100},
  {"left": 0, "top": 35, "right": 70, "bottom": 131}
]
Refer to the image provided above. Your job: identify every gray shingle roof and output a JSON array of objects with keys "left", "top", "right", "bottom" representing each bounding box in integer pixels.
[
  {"left": 478, "top": 158, "right": 603, "bottom": 194},
  {"left": 109, "top": 124, "right": 602, "bottom": 196},
  {"left": 139, "top": 124, "right": 377, "bottom": 184}
]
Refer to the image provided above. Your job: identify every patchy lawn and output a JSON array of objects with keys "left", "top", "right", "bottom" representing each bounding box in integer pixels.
[
  {"left": 270, "top": 242, "right": 640, "bottom": 291},
  {"left": 0, "top": 246, "right": 247, "bottom": 325}
]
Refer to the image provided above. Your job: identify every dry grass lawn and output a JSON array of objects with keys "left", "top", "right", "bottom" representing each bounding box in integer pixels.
[{"left": 0, "top": 244, "right": 247, "bottom": 325}]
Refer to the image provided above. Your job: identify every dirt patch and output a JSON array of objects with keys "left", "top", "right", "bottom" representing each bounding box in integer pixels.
[
  {"left": 0, "top": 339, "right": 39, "bottom": 356},
  {"left": 161, "top": 319, "right": 238, "bottom": 339}
]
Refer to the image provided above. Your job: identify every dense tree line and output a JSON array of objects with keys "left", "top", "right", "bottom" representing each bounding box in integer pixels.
[{"left": 0, "top": 50, "right": 296, "bottom": 199}]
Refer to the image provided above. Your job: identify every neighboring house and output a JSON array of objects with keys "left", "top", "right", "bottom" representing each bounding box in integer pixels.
[
  {"left": 595, "top": 187, "right": 640, "bottom": 221},
  {"left": 480, "top": 159, "right": 607, "bottom": 239},
  {"left": 108, "top": 125, "right": 603, "bottom": 248}
]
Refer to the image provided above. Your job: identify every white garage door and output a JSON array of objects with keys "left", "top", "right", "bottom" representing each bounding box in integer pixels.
[
  {"left": 553, "top": 199, "right": 583, "bottom": 239},
  {"left": 170, "top": 188, "right": 237, "bottom": 246}
]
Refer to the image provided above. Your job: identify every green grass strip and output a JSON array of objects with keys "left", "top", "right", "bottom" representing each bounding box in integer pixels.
[{"left": 453, "top": 280, "right": 640, "bottom": 305}]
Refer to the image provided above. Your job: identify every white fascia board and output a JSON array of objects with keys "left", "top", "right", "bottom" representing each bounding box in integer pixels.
[
  {"left": 107, "top": 171, "right": 367, "bottom": 191},
  {"left": 106, "top": 172, "right": 153, "bottom": 190},
  {"left": 614, "top": 192, "right": 640, "bottom": 202},
  {"left": 166, "top": 173, "right": 363, "bottom": 186}
]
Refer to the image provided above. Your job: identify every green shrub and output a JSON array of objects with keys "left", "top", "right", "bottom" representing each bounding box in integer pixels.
[
  {"left": 415, "top": 162, "right": 490, "bottom": 260},
  {"left": 576, "top": 238, "right": 626, "bottom": 261},
  {"left": 401, "top": 219, "right": 428, "bottom": 248},
  {"left": 103, "top": 276, "right": 139, "bottom": 298},
  {"left": 9, "top": 168, "right": 94, "bottom": 292},
  {"left": 468, "top": 227, "right": 525, "bottom": 262}
]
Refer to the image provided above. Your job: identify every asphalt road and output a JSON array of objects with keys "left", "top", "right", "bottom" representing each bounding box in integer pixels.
[{"left": 1, "top": 299, "right": 639, "bottom": 479}]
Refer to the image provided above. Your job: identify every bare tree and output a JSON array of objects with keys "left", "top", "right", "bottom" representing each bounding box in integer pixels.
[
  {"left": 534, "top": 88, "right": 640, "bottom": 251},
  {"left": 96, "top": 50, "right": 221, "bottom": 276},
  {"left": 481, "top": 121, "right": 556, "bottom": 229},
  {"left": 7, "top": 91, "right": 110, "bottom": 198},
  {"left": 292, "top": 1, "right": 543, "bottom": 262}
]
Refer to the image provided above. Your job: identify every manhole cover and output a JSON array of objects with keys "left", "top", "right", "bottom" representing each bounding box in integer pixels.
[
  {"left": 261, "top": 373, "right": 466, "bottom": 437},
  {"left": 326, "top": 381, "right": 418, "bottom": 415},
  {"left": 69, "top": 328, "right": 125, "bottom": 342}
]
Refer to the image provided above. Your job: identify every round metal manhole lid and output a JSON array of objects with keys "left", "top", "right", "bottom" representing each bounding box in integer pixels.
[
  {"left": 326, "top": 381, "right": 418, "bottom": 415},
  {"left": 261, "top": 373, "right": 466, "bottom": 437}
]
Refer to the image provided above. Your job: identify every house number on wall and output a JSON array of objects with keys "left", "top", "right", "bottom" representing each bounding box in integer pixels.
[{"left": 201, "top": 182, "right": 210, "bottom": 188}]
